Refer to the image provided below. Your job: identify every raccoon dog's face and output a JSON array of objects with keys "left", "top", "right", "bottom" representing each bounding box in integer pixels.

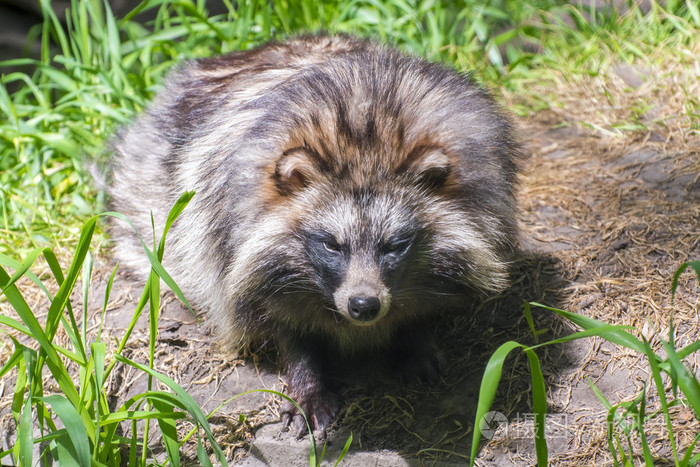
[
  {"left": 274, "top": 142, "right": 456, "bottom": 328},
  {"left": 299, "top": 190, "right": 421, "bottom": 326}
]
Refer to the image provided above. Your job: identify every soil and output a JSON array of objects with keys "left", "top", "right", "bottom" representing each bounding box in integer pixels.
[{"left": 1, "top": 112, "right": 699, "bottom": 466}]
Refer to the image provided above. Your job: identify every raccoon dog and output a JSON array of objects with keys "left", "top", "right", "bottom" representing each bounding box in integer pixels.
[{"left": 110, "top": 34, "right": 522, "bottom": 435}]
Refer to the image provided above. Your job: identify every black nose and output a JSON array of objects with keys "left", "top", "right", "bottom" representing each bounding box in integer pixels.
[{"left": 347, "top": 296, "right": 381, "bottom": 321}]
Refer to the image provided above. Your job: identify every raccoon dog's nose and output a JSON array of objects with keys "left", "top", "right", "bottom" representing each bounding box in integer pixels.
[{"left": 347, "top": 296, "right": 381, "bottom": 321}]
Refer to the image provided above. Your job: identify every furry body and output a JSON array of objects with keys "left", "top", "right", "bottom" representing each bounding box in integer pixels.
[{"left": 110, "top": 35, "right": 521, "bottom": 433}]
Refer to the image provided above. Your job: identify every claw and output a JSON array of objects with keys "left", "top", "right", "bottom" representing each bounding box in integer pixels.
[
  {"left": 293, "top": 416, "right": 306, "bottom": 439},
  {"left": 279, "top": 390, "right": 338, "bottom": 437},
  {"left": 281, "top": 412, "right": 292, "bottom": 430}
]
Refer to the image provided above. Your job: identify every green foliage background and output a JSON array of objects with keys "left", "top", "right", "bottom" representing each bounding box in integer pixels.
[{"left": 1, "top": 0, "right": 698, "bottom": 256}]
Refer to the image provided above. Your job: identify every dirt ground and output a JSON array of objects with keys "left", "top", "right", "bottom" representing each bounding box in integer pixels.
[{"left": 1, "top": 103, "right": 699, "bottom": 465}]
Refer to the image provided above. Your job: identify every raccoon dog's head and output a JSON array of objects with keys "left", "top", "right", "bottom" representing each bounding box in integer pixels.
[
  {"left": 273, "top": 143, "right": 513, "bottom": 328},
  {"left": 218, "top": 37, "right": 520, "bottom": 334}
]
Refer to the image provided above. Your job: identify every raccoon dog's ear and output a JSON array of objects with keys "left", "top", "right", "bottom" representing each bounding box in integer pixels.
[
  {"left": 274, "top": 148, "right": 322, "bottom": 195},
  {"left": 409, "top": 147, "right": 451, "bottom": 190}
]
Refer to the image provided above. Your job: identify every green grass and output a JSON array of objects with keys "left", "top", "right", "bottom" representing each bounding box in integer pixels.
[
  {"left": 1, "top": 0, "right": 699, "bottom": 464},
  {"left": 0, "top": 192, "right": 228, "bottom": 465},
  {"left": 469, "top": 264, "right": 700, "bottom": 466}
]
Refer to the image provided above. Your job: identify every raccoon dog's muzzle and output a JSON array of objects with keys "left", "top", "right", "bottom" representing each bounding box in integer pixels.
[{"left": 333, "top": 256, "right": 391, "bottom": 325}]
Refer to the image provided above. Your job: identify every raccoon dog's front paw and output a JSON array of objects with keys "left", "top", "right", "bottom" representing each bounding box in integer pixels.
[{"left": 281, "top": 388, "right": 338, "bottom": 439}]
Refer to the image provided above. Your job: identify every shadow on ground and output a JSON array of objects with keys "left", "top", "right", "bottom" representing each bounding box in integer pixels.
[{"left": 312, "top": 250, "right": 571, "bottom": 465}]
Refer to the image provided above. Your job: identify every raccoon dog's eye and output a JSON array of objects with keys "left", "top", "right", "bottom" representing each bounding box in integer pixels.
[
  {"left": 384, "top": 237, "right": 412, "bottom": 256},
  {"left": 386, "top": 241, "right": 402, "bottom": 252},
  {"left": 305, "top": 232, "right": 343, "bottom": 256},
  {"left": 323, "top": 240, "right": 342, "bottom": 253}
]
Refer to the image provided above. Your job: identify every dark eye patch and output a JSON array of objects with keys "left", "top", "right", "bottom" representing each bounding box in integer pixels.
[
  {"left": 302, "top": 230, "right": 348, "bottom": 295},
  {"left": 380, "top": 231, "right": 415, "bottom": 262},
  {"left": 307, "top": 232, "right": 345, "bottom": 253}
]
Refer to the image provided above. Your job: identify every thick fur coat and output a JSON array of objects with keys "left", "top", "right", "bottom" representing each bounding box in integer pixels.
[{"left": 110, "top": 34, "right": 522, "bottom": 434}]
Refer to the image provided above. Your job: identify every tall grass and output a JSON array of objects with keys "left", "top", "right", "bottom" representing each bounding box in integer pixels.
[{"left": 0, "top": 192, "right": 232, "bottom": 465}]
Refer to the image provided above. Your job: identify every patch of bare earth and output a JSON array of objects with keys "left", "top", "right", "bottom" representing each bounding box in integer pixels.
[{"left": 480, "top": 111, "right": 700, "bottom": 465}]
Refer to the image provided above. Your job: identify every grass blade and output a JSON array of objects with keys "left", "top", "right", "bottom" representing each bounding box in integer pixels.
[
  {"left": 334, "top": 432, "right": 353, "bottom": 466},
  {"left": 636, "top": 386, "right": 654, "bottom": 467},
  {"left": 524, "top": 348, "right": 548, "bottom": 466},
  {"left": 196, "top": 432, "right": 214, "bottom": 467},
  {"left": 527, "top": 324, "right": 637, "bottom": 351},
  {"left": 39, "top": 394, "right": 91, "bottom": 466},
  {"left": 91, "top": 341, "right": 107, "bottom": 459},
  {"left": 470, "top": 340, "right": 522, "bottom": 465},
  {"left": 99, "top": 410, "right": 186, "bottom": 425},
  {"left": 96, "top": 264, "right": 118, "bottom": 342},
  {"left": 18, "top": 392, "right": 34, "bottom": 467},
  {"left": 151, "top": 356, "right": 183, "bottom": 466},
  {"left": 643, "top": 335, "right": 679, "bottom": 462},
  {"left": 661, "top": 338, "right": 700, "bottom": 420},
  {"left": 0, "top": 314, "right": 31, "bottom": 337},
  {"left": 0, "top": 254, "right": 52, "bottom": 300},
  {"left": 81, "top": 250, "right": 93, "bottom": 345},
  {"left": 44, "top": 217, "right": 97, "bottom": 343},
  {"left": 0, "top": 248, "right": 47, "bottom": 295},
  {"left": 0, "top": 344, "right": 23, "bottom": 381},
  {"left": 530, "top": 302, "right": 646, "bottom": 354},
  {"left": 671, "top": 261, "right": 700, "bottom": 299},
  {"left": 114, "top": 353, "right": 228, "bottom": 466}
]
